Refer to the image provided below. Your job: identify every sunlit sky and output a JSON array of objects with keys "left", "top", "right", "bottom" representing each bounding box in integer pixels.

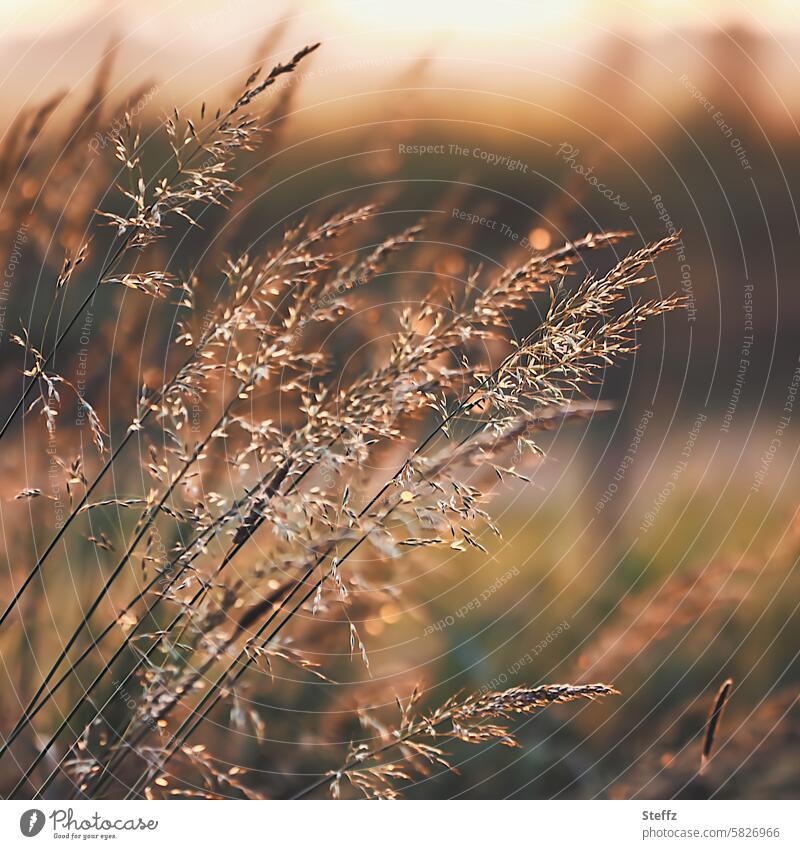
[
  {"left": 0, "top": 0, "right": 795, "bottom": 39},
  {"left": 0, "top": 0, "right": 797, "bottom": 121},
  {"left": 2, "top": 0, "right": 797, "bottom": 37}
]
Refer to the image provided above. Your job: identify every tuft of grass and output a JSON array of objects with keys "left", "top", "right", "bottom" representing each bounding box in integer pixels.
[{"left": 0, "top": 40, "right": 684, "bottom": 801}]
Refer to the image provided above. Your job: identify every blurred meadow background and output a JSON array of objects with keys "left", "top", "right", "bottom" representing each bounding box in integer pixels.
[{"left": 0, "top": 0, "right": 799, "bottom": 799}]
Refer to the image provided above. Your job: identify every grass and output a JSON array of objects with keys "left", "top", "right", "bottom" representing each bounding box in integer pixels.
[{"left": 0, "top": 38, "right": 696, "bottom": 800}]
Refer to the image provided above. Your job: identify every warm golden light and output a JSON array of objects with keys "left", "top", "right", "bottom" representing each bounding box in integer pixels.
[{"left": 529, "top": 227, "right": 552, "bottom": 251}]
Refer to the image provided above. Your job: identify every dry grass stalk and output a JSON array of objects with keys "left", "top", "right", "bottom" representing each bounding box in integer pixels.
[{"left": 302, "top": 684, "right": 618, "bottom": 799}]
